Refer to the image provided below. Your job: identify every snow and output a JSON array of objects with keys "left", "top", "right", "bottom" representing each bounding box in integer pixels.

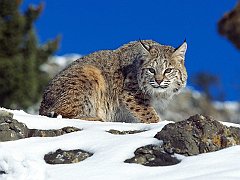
[
  {"left": 40, "top": 54, "right": 82, "bottom": 76},
  {"left": 1, "top": 108, "right": 240, "bottom": 180},
  {"left": 48, "top": 54, "right": 82, "bottom": 68},
  {"left": 213, "top": 101, "right": 240, "bottom": 111}
]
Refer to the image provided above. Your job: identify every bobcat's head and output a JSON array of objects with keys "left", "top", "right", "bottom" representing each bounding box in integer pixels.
[{"left": 136, "top": 40, "right": 187, "bottom": 97}]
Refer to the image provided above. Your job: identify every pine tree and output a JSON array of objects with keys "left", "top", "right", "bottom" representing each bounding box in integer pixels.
[
  {"left": 0, "top": 0, "right": 60, "bottom": 110},
  {"left": 192, "top": 72, "right": 219, "bottom": 100}
]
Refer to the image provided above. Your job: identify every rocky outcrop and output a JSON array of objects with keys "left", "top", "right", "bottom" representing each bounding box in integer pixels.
[
  {"left": 107, "top": 129, "right": 146, "bottom": 135},
  {"left": 0, "top": 110, "right": 28, "bottom": 141},
  {"left": 126, "top": 114, "right": 240, "bottom": 166},
  {"left": 218, "top": 2, "right": 240, "bottom": 49},
  {"left": 28, "top": 126, "right": 81, "bottom": 137},
  {"left": 0, "top": 110, "right": 81, "bottom": 142},
  {"left": 44, "top": 149, "right": 93, "bottom": 164},
  {"left": 154, "top": 114, "right": 240, "bottom": 156},
  {"left": 124, "top": 145, "right": 180, "bottom": 166}
]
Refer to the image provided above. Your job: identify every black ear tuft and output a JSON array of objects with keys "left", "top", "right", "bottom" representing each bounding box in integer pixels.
[
  {"left": 139, "top": 39, "right": 150, "bottom": 52},
  {"left": 175, "top": 39, "right": 187, "bottom": 51},
  {"left": 175, "top": 38, "right": 187, "bottom": 51},
  {"left": 172, "top": 40, "right": 187, "bottom": 60}
]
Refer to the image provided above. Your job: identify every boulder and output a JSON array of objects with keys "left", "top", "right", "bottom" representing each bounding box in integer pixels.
[
  {"left": 126, "top": 114, "right": 240, "bottom": 167},
  {"left": 44, "top": 149, "right": 93, "bottom": 164},
  {"left": 107, "top": 129, "right": 146, "bottom": 135},
  {"left": 154, "top": 114, "right": 240, "bottom": 156},
  {"left": 28, "top": 126, "right": 81, "bottom": 137},
  {"left": 0, "top": 110, "right": 81, "bottom": 142},
  {"left": 124, "top": 145, "right": 180, "bottom": 166},
  {"left": 0, "top": 110, "right": 28, "bottom": 141}
]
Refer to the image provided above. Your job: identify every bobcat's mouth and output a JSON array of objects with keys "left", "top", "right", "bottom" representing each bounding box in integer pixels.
[
  {"left": 149, "top": 81, "right": 168, "bottom": 89},
  {"left": 151, "top": 85, "right": 168, "bottom": 89},
  {"left": 149, "top": 79, "right": 170, "bottom": 89}
]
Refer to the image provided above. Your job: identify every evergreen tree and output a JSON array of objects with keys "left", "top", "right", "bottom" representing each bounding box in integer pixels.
[
  {"left": 0, "top": 0, "right": 60, "bottom": 110},
  {"left": 192, "top": 72, "right": 219, "bottom": 100}
]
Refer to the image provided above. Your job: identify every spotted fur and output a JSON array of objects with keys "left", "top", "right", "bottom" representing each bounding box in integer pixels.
[{"left": 39, "top": 40, "right": 187, "bottom": 123}]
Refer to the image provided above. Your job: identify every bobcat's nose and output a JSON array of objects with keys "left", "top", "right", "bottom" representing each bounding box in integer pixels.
[
  {"left": 155, "top": 79, "right": 163, "bottom": 85},
  {"left": 155, "top": 75, "right": 164, "bottom": 85}
]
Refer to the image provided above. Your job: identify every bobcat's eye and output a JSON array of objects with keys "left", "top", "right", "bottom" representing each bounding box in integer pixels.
[
  {"left": 165, "top": 68, "right": 173, "bottom": 73},
  {"left": 148, "top": 68, "right": 156, "bottom": 74}
]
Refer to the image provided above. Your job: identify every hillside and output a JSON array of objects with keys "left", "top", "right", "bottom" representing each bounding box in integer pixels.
[{"left": 0, "top": 108, "right": 240, "bottom": 180}]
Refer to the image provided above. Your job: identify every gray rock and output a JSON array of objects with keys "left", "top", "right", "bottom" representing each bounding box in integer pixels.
[
  {"left": 0, "top": 110, "right": 81, "bottom": 141},
  {"left": 0, "top": 111, "right": 28, "bottom": 142},
  {"left": 0, "top": 123, "right": 10, "bottom": 131},
  {"left": 44, "top": 149, "right": 93, "bottom": 164},
  {"left": 154, "top": 114, "right": 240, "bottom": 156},
  {"left": 107, "top": 129, "right": 146, "bottom": 135},
  {"left": 0, "top": 170, "right": 6, "bottom": 175},
  {"left": 125, "top": 145, "right": 180, "bottom": 166},
  {"left": 9, "top": 119, "right": 28, "bottom": 138},
  {"left": 0, "top": 110, "right": 13, "bottom": 123},
  {"left": 0, "top": 130, "right": 18, "bottom": 141},
  {"left": 28, "top": 126, "right": 81, "bottom": 137}
]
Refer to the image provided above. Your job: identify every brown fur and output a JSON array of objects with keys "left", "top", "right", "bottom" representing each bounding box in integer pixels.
[{"left": 39, "top": 40, "right": 187, "bottom": 123}]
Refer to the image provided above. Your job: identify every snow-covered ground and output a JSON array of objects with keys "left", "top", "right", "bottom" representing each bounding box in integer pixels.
[{"left": 1, "top": 109, "right": 240, "bottom": 180}]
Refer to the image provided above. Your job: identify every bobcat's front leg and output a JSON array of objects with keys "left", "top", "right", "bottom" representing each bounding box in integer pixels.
[{"left": 122, "top": 91, "right": 160, "bottom": 123}]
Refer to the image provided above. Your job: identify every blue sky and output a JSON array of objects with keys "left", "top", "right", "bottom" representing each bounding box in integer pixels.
[{"left": 22, "top": 0, "right": 240, "bottom": 101}]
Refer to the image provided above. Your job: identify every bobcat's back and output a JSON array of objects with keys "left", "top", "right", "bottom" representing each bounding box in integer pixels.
[{"left": 39, "top": 50, "right": 123, "bottom": 120}]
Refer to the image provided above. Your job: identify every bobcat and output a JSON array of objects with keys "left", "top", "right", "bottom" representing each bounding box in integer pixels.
[{"left": 39, "top": 40, "right": 187, "bottom": 123}]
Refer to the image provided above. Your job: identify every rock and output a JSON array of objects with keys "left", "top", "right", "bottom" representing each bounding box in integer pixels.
[
  {"left": 0, "top": 123, "right": 10, "bottom": 131},
  {"left": 28, "top": 126, "right": 81, "bottom": 137},
  {"left": 0, "top": 170, "right": 6, "bottom": 175},
  {"left": 107, "top": 129, "right": 146, "bottom": 135},
  {"left": 218, "top": 2, "right": 240, "bottom": 49},
  {"left": 124, "top": 145, "right": 180, "bottom": 166},
  {"left": 0, "top": 130, "right": 18, "bottom": 141},
  {"left": 0, "top": 110, "right": 28, "bottom": 142},
  {"left": 154, "top": 114, "right": 240, "bottom": 156},
  {"left": 0, "top": 110, "right": 81, "bottom": 141},
  {"left": 44, "top": 149, "right": 93, "bottom": 164},
  {"left": 0, "top": 110, "right": 14, "bottom": 123}
]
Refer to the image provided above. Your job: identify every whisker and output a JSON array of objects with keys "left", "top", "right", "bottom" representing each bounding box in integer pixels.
[{"left": 162, "top": 82, "right": 169, "bottom": 85}]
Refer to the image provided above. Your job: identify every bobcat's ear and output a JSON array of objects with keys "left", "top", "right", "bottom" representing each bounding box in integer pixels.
[
  {"left": 172, "top": 40, "right": 187, "bottom": 61},
  {"left": 139, "top": 39, "right": 150, "bottom": 52}
]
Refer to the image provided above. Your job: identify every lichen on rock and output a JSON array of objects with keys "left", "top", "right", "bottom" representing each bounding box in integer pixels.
[
  {"left": 154, "top": 114, "right": 240, "bottom": 156},
  {"left": 44, "top": 149, "right": 93, "bottom": 164},
  {"left": 0, "top": 110, "right": 81, "bottom": 142},
  {"left": 126, "top": 114, "right": 240, "bottom": 167},
  {"left": 107, "top": 129, "right": 146, "bottom": 135},
  {"left": 28, "top": 126, "right": 81, "bottom": 137},
  {"left": 124, "top": 145, "right": 180, "bottom": 166},
  {"left": 0, "top": 110, "right": 28, "bottom": 142}
]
